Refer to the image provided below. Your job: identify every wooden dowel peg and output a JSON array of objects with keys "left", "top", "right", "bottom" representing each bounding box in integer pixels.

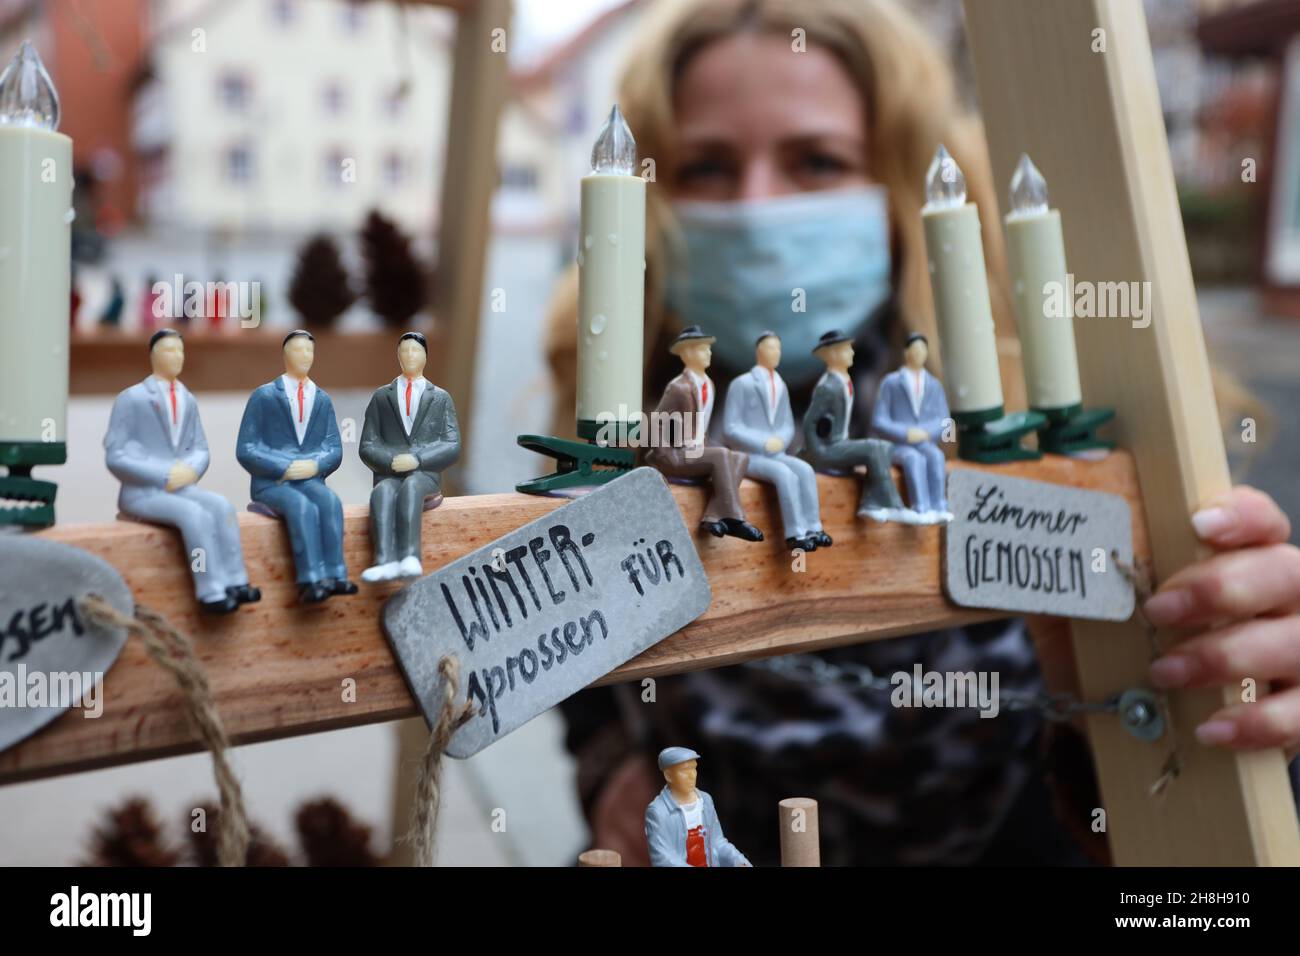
[
  {"left": 778, "top": 797, "right": 820, "bottom": 867},
  {"left": 578, "top": 849, "right": 622, "bottom": 867}
]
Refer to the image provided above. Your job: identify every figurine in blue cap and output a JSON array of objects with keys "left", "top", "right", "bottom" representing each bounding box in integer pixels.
[
  {"left": 645, "top": 746, "right": 751, "bottom": 867},
  {"left": 802, "top": 329, "right": 915, "bottom": 523},
  {"left": 236, "top": 329, "right": 358, "bottom": 603}
]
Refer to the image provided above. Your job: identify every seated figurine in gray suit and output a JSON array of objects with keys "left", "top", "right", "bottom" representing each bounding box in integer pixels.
[
  {"left": 802, "top": 330, "right": 915, "bottom": 523},
  {"left": 236, "top": 329, "right": 357, "bottom": 604},
  {"left": 359, "top": 331, "right": 461, "bottom": 582},
  {"left": 723, "top": 331, "right": 830, "bottom": 552},
  {"left": 645, "top": 747, "right": 750, "bottom": 868},
  {"left": 871, "top": 333, "right": 953, "bottom": 524},
  {"left": 104, "top": 329, "right": 260, "bottom": 614}
]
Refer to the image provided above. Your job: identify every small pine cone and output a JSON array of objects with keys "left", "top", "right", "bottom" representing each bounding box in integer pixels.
[
  {"left": 86, "top": 797, "right": 181, "bottom": 867},
  {"left": 296, "top": 797, "right": 379, "bottom": 867}
]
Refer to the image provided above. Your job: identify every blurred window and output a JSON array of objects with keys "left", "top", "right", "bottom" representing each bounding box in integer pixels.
[
  {"left": 225, "top": 144, "right": 254, "bottom": 184},
  {"left": 218, "top": 73, "right": 250, "bottom": 112},
  {"left": 324, "top": 149, "right": 348, "bottom": 186},
  {"left": 342, "top": 4, "right": 366, "bottom": 33},
  {"left": 271, "top": 0, "right": 295, "bottom": 27},
  {"left": 384, "top": 86, "right": 409, "bottom": 118},
  {"left": 502, "top": 163, "right": 538, "bottom": 191},
  {"left": 383, "top": 152, "right": 406, "bottom": 186},
  {"left": 323, "top": 81, "right": 347, "bottom": 115}
]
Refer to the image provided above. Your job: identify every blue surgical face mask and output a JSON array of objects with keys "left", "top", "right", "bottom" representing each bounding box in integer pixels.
[{"left": 663, "top": 186, "right": 893, "bottom": 386}]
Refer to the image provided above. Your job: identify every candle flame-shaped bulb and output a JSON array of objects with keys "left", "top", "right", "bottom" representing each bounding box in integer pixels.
[
  {"left": 0, "top": 40, "right": 60, "bottom": 130},
  {"left": 590, "top": 104, "right": 636, "bottom": 175},
  {"left": 924, "top": 144, "right": 966, "bottom": 211},
  {"left": 1008, "top": 153, "right": 1049, "bottom": 218}
]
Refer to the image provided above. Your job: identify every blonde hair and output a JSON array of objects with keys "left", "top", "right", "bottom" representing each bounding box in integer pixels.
[{"left": 545, "top": 0, "right": 1022, "bottom": 436}]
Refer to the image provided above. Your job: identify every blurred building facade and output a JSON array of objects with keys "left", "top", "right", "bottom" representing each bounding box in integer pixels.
[{"left": 131, "top": 0, "right": 452, "bottom": 238}]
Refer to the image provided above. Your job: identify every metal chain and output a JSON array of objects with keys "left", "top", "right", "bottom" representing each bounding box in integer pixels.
[{"left": 741, "top": 653, "right": 1122, "bottom": 723}]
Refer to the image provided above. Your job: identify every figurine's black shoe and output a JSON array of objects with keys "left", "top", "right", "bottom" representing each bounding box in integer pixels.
[
  {"left": 299, "top": 581, "right": 333, "bottom": 604},
  {"left": 227, "top": 584, "right": 262, "bottom": 605},
  {"left": 721, "top": 518, "right": 764, "bottom": 542},
  {"left": 328, "top": 578, "right": 359, "bottom": 596},
  {"left": 199, "top": 595, "right": 239, "bottom": 615},
  {"left": 813, "top": 531, "right": 833, "bottom": 548},
  {"left": 699, "top": 519, "right": 728, "bottom": 538},
  {"left": 785, "top": 535, "right": 817, "bottom": 552}
]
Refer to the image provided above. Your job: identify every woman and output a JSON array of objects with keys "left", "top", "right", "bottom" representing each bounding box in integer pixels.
[{"left": 545, "top": 0, "right": 1300, "bottom": 865}]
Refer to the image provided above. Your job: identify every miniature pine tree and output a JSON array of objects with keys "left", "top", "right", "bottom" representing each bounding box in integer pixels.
[
  {"left": 85, "top": 797, "right": 181, "bottom": 867},
  {"left": 288, "top": 234, "right": 356, "bottom": 329},
  {"left": 359, "top": 209, "right": 429, "bottom": 327},
  {"left": 295, "top": 797, "right": 379, "bottom": 866}
]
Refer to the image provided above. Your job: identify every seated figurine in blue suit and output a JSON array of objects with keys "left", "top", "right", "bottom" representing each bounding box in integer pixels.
[
  {"left": 236, "top": 329, "right": 357, "bottom": 604},
  {"left": 645, "top": 747, "right": 750, "bottom": 868},
  {"left": 723, "top": 331, "right": 830, "bottom": 553},
  {"left": 871, "top": 332, "right": 953, "bottom": 524}
]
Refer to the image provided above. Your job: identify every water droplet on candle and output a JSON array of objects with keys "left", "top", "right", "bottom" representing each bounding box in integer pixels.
[
  {"left": 607, "top": 233, "right": 618, "bottom": 246},
  {"left": 63, "top": 208, "right": 75, "bottom": 224},
  {"left": 576, "top": 251, "right": 585, "bottom": 267},
  {"left": 590, "top": 313, "right": 607, "bottom": 335},
  {"left": 598, "top": 350, "right": 608, "bottom": 361},
  {"left": 942, "top": 243, "right": 952, "bottom": 254},
  {"left": 584, "top": 235, "right": 594, "bottom": 250},
  {"left": 958, "top": 385, "right": 969, "bottom": 398},
  {"left": 642, "top": 259, "right": 647, "bottom": 271}
]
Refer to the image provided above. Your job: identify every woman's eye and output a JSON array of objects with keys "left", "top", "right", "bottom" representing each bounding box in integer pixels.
[
  {"left": 801, "top": 152, "right": 850, "bottom": 176},
  {"left": 676, "top": 159, "right": 732, "bottom": 183}
]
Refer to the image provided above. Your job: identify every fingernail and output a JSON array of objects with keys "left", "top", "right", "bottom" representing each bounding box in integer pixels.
[
  {"left": 1195, "top": 720, "right": 1237, "bottom": 746},
  {"left": 1192, "top": 506, "right": 1234, "bottom": 540},
  {"left": 1144, "top": 589, "right": 1193, "bottom": 626},
  {"left": 1149, "top": 655, "right": 1193, "bottom": 688}
]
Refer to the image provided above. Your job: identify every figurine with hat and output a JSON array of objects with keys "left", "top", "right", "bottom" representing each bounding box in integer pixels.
[
  {"left": 871, "top": 332, "right": 954, "bottom": 523},
  {"left": 802, "top": 329, "right": 915, "bottom": 523},
  {"left": 722, "top": 330, "right": 830, "bottom": 552},
  {"left": 236, "top": 329, "right": 358, "bottom": 604},
  {"left": 645, "top": 746, "right": 751, "bottom": 868},
  {"left": 644, "top": 326, "right": 764, "bottom": 542}
]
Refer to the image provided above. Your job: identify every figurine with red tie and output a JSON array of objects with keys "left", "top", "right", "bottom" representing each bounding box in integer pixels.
[
  {"left": 104, "top": 329, "right": 261, "bottom": 613},
  {"left": 644, "top": 326, "right": 763, "bottom": 542},
  {"left": 359, "top": 331, "right": 461, "bottom": 582},
  {"left": 236, "top": 329, "right": 357, "bottom": 603}
]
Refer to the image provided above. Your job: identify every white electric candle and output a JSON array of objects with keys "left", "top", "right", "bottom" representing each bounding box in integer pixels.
[
  {"left": 1003, "top": 154, "right": 1083, "bottom": 411},
  {"left": 576, "top": 105, "right": 645, "bottom": 439},
  {"left": 0, "top": 42, "right": 71, "bottom": 452},
  {"left": 920, "top": 145, "right": 1004, "bottom": 416}
]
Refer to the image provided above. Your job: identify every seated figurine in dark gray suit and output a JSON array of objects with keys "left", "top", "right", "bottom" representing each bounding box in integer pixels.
[
  {"left": 359, "top": 332, "right": 461, "bottom": 582},
  {"left": 871, "top": 333, "right": 953, "bottom": 524},
  {"left": 801, "top": 330, "right": 915, "bottom": 523},
  {"left": 104, "top": 329, "right": 260, "bottom": 614},
  {"left": 236, "top": 329, "right": 357, "bottom": 604}
]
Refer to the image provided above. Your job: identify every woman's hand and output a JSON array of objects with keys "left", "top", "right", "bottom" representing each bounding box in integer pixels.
[{"left": 1144, "top": 486, "right": 1300, "bottom": 755}]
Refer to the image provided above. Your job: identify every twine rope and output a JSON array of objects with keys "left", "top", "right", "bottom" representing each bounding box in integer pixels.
[
  {"left": 79, "top": 594, "right": 250, "bottom": 866},
  {"left": 404, "top": 655, "right": 475, "bottom": 867}
]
